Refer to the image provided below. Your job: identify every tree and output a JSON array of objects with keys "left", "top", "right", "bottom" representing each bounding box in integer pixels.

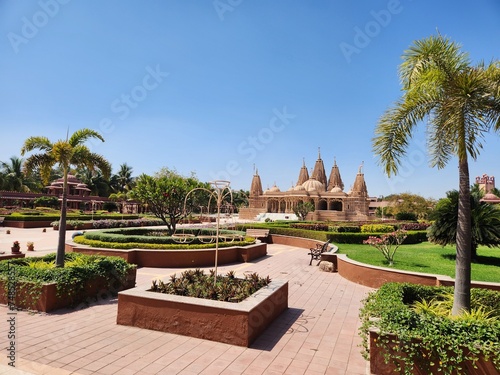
[
  {"left": 428, "top": 189, "right": 500, "bottom": 260},
  {"left": 21, "top": 129, "right": 111, "bottom": 267},
  {"left": 110, "top": 163, "right": 135, "bottom": 193},
  {"left": 385, "top": 193, "right": 435, "bottom": 220},
  {"left": 130, "top": 169, "right": 209, "bottom": 235},
  {"left": 75, "top": 167, "right": 111, "bottom": 197},
  {"left": 293, "top": 201, "right": 314, "bottom": 221},
  {"left": 0, "top": 156, "right": 39, "bottom": 192},
  {"left": 372, "top": 35, "right": 500, "bottom": 315}
]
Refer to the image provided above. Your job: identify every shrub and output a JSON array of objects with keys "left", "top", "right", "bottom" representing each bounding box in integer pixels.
[
  {"left": 360, "top": 224, "right": 395, "bottom": 233},
  {"left": 150, "top": 269, "right": 271, "bottom": 302},
  {"left": 0, "top": 253, "right": 135, "bottom": 309},
  {"left": 395, "top": 212, "right": 418, "bottom": 221},
  {"left": 359, "top": 283, "right": 500, "bottom": 374},
  {"left": 398, "top": 222, "right": 431, "bottom": 231},
  {"left": 290, "top": 223, "right": 329, "bottom": 231}
]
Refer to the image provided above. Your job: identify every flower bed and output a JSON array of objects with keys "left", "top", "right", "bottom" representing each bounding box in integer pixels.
[
  {"left": 117, "top": 279, "right": 288, "bottom": 347},
  {"left": 359, "top": 283, "right": 500, "bottom": 374},
  {"left": 0, "top": 253, "right": 137, "bottom": 312}
]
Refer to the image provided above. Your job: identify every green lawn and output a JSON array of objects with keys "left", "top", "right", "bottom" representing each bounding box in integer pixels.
[{"left": 337, "top": 242, "right": 500, "bottom": 283}]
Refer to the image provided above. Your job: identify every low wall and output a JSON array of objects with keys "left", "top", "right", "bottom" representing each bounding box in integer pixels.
[
  {"left": 269, "top": 234, "right": 500, "bottom": 291},
  {"left": 117, "top": 279, "right": 288, "bottom": 347},
  {"left": 3, "top": 220, "right": 53, "bottom": 228},
  {"left": 66, "top": 242, "right": 267, "bottom": 268},
  {"left": 0, "top": 268, "right": 136, "bottom": 312}
]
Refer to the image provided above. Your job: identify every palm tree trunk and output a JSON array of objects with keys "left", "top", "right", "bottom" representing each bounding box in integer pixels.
[
  {"left": 452, "top": 157, "right": 472, "bottom": 314},
  {"left": 56, "top": 172, "right": 68, "bottom": 267}
]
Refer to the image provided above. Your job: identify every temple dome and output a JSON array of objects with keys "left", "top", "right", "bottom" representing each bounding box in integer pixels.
[
  {"left": 302, "top": 178, "right": 324, "bottom": 192},
  {"left": 293, "top": 184, "right": 306, "bottom": 191},
  {"left": 331, "top": 186, "right": 343, "bottom": 193}
]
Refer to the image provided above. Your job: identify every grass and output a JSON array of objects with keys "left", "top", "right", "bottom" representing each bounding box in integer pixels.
[{"left": 337, "top": 242, "right": 500, "bottom": 283}]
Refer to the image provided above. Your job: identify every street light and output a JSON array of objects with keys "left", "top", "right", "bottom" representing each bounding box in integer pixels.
[{"left": 184, "top": 180, "right": 232, "bottom": 286}]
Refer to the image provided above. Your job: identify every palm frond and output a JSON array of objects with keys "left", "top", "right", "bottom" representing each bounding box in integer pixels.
[{"left": 68, "top": 128, "right": 105, "bottom": 147}]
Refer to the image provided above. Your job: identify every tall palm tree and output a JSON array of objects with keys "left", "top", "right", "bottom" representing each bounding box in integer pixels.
[
  {"left": 75, "top": 167, "right": 111, "bottom": 197},
  {"left": 110, "top": 163, "right": 135, "bottom": 193},
  {"left": 373, "top": 35, "right": 500, "bottom": 315},
  {"left": 21, "top": 129, "right": 111, "bottom": 267},
  {"left": 0, "top": 156, "right": 39, "bottom": 192}
]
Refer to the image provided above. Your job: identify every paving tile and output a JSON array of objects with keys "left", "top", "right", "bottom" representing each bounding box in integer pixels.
[{"left": 1, "top": 235, "right": 374, "bottom": 375}]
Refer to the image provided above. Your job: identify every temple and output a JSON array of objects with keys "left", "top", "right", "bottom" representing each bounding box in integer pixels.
[{"left": 239, "top": 150, "right": 372, "bottom": 221}]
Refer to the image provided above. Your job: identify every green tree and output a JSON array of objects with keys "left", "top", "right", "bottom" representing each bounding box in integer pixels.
[
  {"left": 428, "top": 190, "right": 500, "bottom": 260},
  {"left": 21, "top": 129, "right": 111, "bottom": 267},
  {"left": 372, "top": 35, "right": 500, "bottom": 314},
  {"left": 293, "top": 201, "right": 314, "bottom": 221},
  {"left": 0, "top": 156, "right": 39, "bottom": 192},
  {"left": 385, "top": 193, "right": 435, "bottom": 220},
  {"left": 130, "top": 169, "right": 209, "bottom": 235},
  {"left": 75, "top": 167, "right": 110, "bottom": 197},
  {"left": 110, "top": 163, "right": 135, "bottom": 193}
]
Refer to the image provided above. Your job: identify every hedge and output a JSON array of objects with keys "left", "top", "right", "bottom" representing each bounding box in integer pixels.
[{"left": 235, "top": 224, "right": 427, "bottom": 244}]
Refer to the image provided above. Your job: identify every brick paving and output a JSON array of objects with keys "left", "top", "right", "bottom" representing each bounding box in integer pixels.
[{"left": 0, "top": 227, "right": 372, "bottom": 374}]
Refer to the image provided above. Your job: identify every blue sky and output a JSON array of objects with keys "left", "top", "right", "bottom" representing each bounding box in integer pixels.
[{"left": 1, "top": 0, "right": 499, "bottom": 199}]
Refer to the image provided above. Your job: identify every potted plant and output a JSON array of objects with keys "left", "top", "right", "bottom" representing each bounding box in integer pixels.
[
  {"left": 27, "top": 242, "right": 35, "bottom": 251},
  {"left": 11, "top": 241, "right": 21, "bottom": 254}
]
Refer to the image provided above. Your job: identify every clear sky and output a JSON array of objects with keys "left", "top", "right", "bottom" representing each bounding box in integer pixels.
[{"left": 1, "top": 0, "right": 499, "bottom": 200}]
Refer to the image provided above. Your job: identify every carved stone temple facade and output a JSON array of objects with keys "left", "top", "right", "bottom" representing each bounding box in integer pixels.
[{"left": 239, "top": 151, "right": 371, "bottom": 221}]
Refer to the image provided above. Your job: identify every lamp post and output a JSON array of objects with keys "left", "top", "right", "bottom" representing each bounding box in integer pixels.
[{"left": 184, "top": 180, "right": 232, "bottom": 286}]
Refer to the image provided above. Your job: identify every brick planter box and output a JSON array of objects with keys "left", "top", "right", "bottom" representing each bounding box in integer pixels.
[
  {"left": 117, "top": 279, "right": 288, "bottom": 347},
  {"left": 67, "top": 242, "right": 267, "bottom": 268},
  {"left": 0, "top": 267, "right": 136, "bottom": 312}
]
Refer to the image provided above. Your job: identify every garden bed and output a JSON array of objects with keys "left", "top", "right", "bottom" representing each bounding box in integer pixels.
[
  {"left": 360, "top": 283, "right": 500, "bottom": 375},
  {"left": 67, "top": 242, "right": 267, "bottom": 268},
  {"left": 0, "top": 253, "right": 137, "bottom": 312},
  {"left": 117, "top": 279, "right": 288, "bottom": 346}
]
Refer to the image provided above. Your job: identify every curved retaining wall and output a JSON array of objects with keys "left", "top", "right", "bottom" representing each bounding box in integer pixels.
[
  {"left": 66, "top": 242, "right": 267, "bottom": 268},
  {"left": 269, "top": 234, "right": 500, "bottom": 291}
]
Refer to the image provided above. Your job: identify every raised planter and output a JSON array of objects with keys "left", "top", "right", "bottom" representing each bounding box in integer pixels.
[
  {"left": 369, "top": 329, "right": 500, "bottom": 375},
  {"left": 0, "top": 267, "right": 136, "bottom": 312},
  {"left": 117, "top": 279, "right": 288, "bottom": 347},
  {"left": 66, "top": 242, "right": 267, "bottom": 268}
]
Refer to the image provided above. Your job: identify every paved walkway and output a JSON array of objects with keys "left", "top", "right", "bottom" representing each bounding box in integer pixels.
[{"left": 0, "top": 227, "right": 373, "bottom": 374}]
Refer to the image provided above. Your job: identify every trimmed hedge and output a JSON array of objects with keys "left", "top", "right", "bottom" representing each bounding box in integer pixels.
[
  {"left": 75, "top": 228, "right": 253, "bottom": 249},
  {"left": 360, "top": 224, "right": 395, "bottom": 233},
  {"left": 235, "top": 224, "right": 427, "bottom": 244}
]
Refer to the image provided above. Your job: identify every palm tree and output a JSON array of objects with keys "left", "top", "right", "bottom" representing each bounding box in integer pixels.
[
  {"left": 21, "top": 129, "right": 111, "bottom": 267},
  {"left": 110, "top": 163, "right": 135, "bottom": 193},
  {"left": 372, "top": 35, "right": 500, "bottom": 315},
  {"left": 428, "top": 189, "right": 500, "bottom": 260},
  {"left": 0, "top": 156, "right": 39, "bottom": 192},
  {"left": 75, "top": 167, "right": 111, "bottom": 197}
]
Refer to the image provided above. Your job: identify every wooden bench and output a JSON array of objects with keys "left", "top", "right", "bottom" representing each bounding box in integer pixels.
[
  {"left": 308, "top": 240, "right": 331, "bottom": 265},
  {"left": 245, "top": 229, "right": 270, "bottom": 242}
]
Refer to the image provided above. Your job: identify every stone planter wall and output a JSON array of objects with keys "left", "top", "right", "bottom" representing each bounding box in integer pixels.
[
  {"left": 0, "top": 267, "right": 136, "bottom": 312},
  {"left": 67, "top": 242, "right": 267, "bottom": 268},
  {"left": 117, "top": 279, "right": 288, "bottom": 347}
]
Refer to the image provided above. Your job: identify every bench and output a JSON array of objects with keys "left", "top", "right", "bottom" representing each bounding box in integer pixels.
[
  {"left": 245, "top": 229, "right": 270, "bottom": 241},
  {"left": 308, "top": 240, "right": 332, "bottom": 265}
]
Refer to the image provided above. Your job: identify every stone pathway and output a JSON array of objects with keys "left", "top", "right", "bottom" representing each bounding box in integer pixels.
[{"left": 0, "top": 228, "right": 372, "bottom": 374}]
